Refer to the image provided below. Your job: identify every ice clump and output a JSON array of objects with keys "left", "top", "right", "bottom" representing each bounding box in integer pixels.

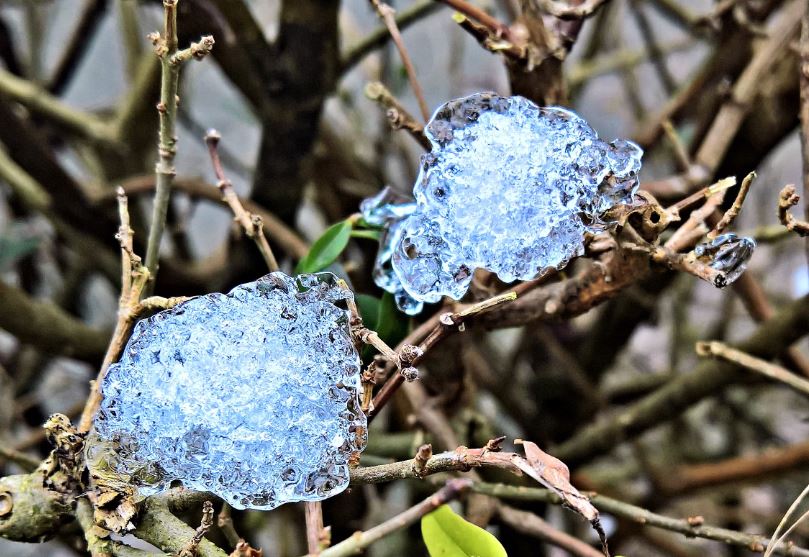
[
  {"left": 694, "top": 233, "right": 756, "bottom": 286},
  {"left": 363, "top": 93, "right": 644, "bottom": 314},
  {"left": 86, "top": 272, "right": 366, "bottom": 510}
]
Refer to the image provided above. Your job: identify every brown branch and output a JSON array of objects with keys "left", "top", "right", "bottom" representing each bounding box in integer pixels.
[
  {"left": 0, "top": 280, "right": 110, "bottom": 360},
  {"left": 205, "top": 130, "right": 279, "bottom": 272},
  {"left": 438, "top": 0, "right": 513, "bottom": 39},
  {"left": 533, "top": 0, "right": 610, "bottom": 20},
  {"left": 369, "top": 0, "right": 430, "bottom": 121},
  {"left": 662, "top": 440, "right": 809, "bottom": 495},
  {"left": 304, "top": 501, "right": 328, "bottom": 554},
  {"left": 778, "top": 184, "right": 809, "bottom": 237},
  {"left": 367, "top": 291, "right": 517, "bottom": 421},
  {"left": 78, "top": 188, "right": 151, "bottom": 433},
  {"left": 314, "top": 479, "right": 471, "bottom": 557},
  {"left": 709, "top": 171, "right": 756, "bottom": 239},
  {"left": 364, "top": 82, "right": 431, "bottom": 150},
  {"left": 496, "top": 504, "right": 604, "bottom": 557},
  {"left": 112, "top": 175, "right": 309, "bottom": 260},
  {"left": 553, "top": 293, "right": 809, "bottom": 466},
  {"left": 696, "top": 341, "right": 809, "bottom": 397},
  {"left": 177, "top": 500, "right": 214, "bottom": 557},
  {"left": 800, "top": 5, "right": 809, "bottom": 248},
  {"left": 473, "top": 483, "right": 809, "bottom": 556},
  {"left": 341, "top": 0, "right": 441, "bottom": 72}
]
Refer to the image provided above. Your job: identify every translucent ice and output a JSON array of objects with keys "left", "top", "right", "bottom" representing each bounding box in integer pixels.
[
  {"left": 695, "top": 233, "right": 756, "bottom": 286},
  {"left": 86, "top": 272, "right": 366, "bottom": 510},
  {"left": 360, "top": 187, "right": 423, "bottom": 315},
  {"left": 363, "top": 93, "right": 643, "bottom": 312}
]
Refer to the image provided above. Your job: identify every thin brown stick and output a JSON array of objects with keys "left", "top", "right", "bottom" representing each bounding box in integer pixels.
[
  {"left": 662, "top": 440, "right": 809, "bottom": 495},
  {"left": 217, "top": 503, "right": 240, "bottom": 549},
  {"left": 438, "top": 0, "right": 512, "bottom": 39},
  {"left": 532, "top": 0, "right": 610, "bottom": 20},
  {"left": 473, "top": 483, "right": 809, "bottom": 556},
  {"left": 367, "top": 291, "right": 517, "bottom": 420},
  {"left": 497, "top": 504, "right": 604, "bottom": 557},
  {"left": 369, "top": 0, "right": 430, "bottom": 121},
  {"left": 78, "top": 188, "right": 150, "bottom": 432},
  {"left": 304, "top": 501, "right": 327, "bottom": 554},
  {"left": 799, "top": 5, "right": 809, "bottom": 257},
  {"left": 709, "top": 171, "right": 755, "bottom": 239},
  {"left": 314, "top": 479, "right": 471, "bottom": 557},
  {"left": 778, "top": 184, "right": 809, "bottom": 237},
  {"left": 364, "top": 81, "right": 431, "bottom": 150},
  {"left": 205, "top": 130, "right": 279, "bottom": 272},
  {"left": 696, "top": 341, "right": 809, "bottom": 398}
]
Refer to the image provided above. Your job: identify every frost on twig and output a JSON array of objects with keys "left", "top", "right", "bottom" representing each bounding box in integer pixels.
[
  {"left": 86, "top": 272, "right": 366, "bottom": 510},
  {"left": 361, "top": 93, "right": 643, "bottom": 314}
]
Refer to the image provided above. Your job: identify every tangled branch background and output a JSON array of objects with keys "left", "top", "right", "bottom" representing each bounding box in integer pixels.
[{"left": 0, "top": 0, "right": 809, "bottom": 555}]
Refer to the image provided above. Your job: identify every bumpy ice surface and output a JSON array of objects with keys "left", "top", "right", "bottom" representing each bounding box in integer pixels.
[
  {"left": 87, "top": 272, "right": 366, "bottom": 510},
  {"left": 363, "top": 93, "right": 644, "bottom": 313}
]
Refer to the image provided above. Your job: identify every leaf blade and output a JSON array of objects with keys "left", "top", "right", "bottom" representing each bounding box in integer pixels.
[
  {"left": 421, "top": 505, "right": 507, "bottom": 557},
  {"left": 295, "top": 220, "right": 353, "bottom": 274}
]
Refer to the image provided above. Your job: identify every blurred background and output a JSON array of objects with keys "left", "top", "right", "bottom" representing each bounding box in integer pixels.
[{"left": 0, "top": 0, "right": 808, "bottom": 555}]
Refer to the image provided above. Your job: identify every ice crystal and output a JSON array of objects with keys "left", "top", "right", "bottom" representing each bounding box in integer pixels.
[
  {"left": 87, "top": 272, "right": 366, "bottom": 510},
  {"left": 363, "top": 93, "right": 643, "bottom": 313},
  {"left": 695, "top": 233, "right": 756, "bottom": 286}
]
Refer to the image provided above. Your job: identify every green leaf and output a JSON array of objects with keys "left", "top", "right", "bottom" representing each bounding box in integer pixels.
[
  {"left": 295, "top": 220, "right": 353, "bottom": 274},
  {"left": 350, "top": 229, "right": 382, "bottom": 241},
  {"left": 375, "top": 292, "right": 409, "bottom": 348},
  {"left": 422, "top": 505, "right": 507, "bottom": 557},
  {"left": 355, "top": 294, "right": 380, "bottom": 332}
]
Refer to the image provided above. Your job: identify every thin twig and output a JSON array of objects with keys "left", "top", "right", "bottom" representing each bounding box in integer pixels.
[
  {"left": 778, "top": 184, "right": 809, "bottom": 237},
  {"left": 438, "top": 0, "right": 512, "bottom": 38},
  {"left": 342, "top": 0, "right": 441, "bottom": 72},
  {"left": 314, "top": 479, "right": 471, "bottom": 557},
  {"left": 78, "top": 188, "right": 151, "bottom": 432},
  {"left": 696, "top": 341, "right": 809, "bottom": 398},
  {"left": 799, "top": 4, "right": 809, "bottom": 257},
  {"left": 369, "top": 0, "right": 430, "bottom": 121},
  {"left": 304, "top": 501, "right": 328, "bottom": 554},
  {"left": 497, "top": 504, "right": 604, "bottom": 557},
  {"left": 364, "top": 82, "right": 431, "bottom": 150},
  {"left": 217, "top": 503, "right": 240, "bottom": 549},
  {"left": 177, "top": 501, "right": 214, "bottom": 557},
  {"left": 204, "top": 130, "right": 279, "bottom": 271},
  {"left": 367, "top": 291, "right": 517, "bottom": 421},
  {"left": 709, "top": 171, "right": 755, "bottom": 238},
  {"left": 473, "top": 483, "right": 809, "bottom": 556},
  {"left": 143, "top": 0, "right": 214, "bottom": 285},
  {"left": 533, "top": 0, "right": 610, "bottom": 20}
]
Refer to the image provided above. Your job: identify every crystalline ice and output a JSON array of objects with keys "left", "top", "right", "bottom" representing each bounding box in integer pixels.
[
  {"left": 362, "top": 93, "right": 643, "bottom": 313},
  {"left": 694, "top": 233, "right": 756, "bottom": 286},
  {"left": 360, "top": 187, "right": 423, "bottom": 315},
  {"left": 86, "top": 272, "right": 366, "bottom": 510}
]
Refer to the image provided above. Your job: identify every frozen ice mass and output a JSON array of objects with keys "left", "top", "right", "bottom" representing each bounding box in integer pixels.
[
  {"left": 87, "top": 272, "right": 366, "bottom": 510},
  {"left": 362, "top": 93, "right": 645, "bottom": 314}
]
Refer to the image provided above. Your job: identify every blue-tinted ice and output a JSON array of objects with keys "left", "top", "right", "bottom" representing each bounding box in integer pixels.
[
  {"left": 86, "top": 272, "right": 366, "bottom": 510},
  {"left": 362, "top": 93, "right": 644, "bottom": 314},
  {"left": 695, "top": 233, "right": 756, "bottom": 286}
]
